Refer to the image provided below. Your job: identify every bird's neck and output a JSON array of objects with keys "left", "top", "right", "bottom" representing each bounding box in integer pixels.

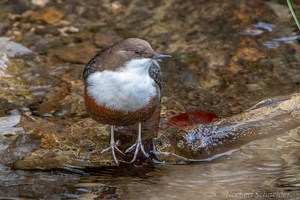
[{"left": 122, "top": 58, "right": 153, "bottom": 76}]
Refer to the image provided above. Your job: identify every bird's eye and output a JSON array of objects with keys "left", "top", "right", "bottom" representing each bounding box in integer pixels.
[{"left": 133, "top": 49, "right": 141, "bottom": 55}]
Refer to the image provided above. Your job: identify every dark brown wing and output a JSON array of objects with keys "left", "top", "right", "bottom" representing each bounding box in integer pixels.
[
  {"left": 148, "top": 61, "right": 162, "bottom": 89},
  {"left": 82, "top": 49, "right": 106, "bottom": 81}
]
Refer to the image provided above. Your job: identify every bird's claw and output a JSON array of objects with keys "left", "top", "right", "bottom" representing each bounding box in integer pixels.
[
  {"left": 101, "top": 142, "right": 124, "bottom": 166},
  {"left": 125, "top": 141, "right": 149, "bottom": 163},
  {"left": 101, "top": 143, "right": 124, "bottom": 155}
]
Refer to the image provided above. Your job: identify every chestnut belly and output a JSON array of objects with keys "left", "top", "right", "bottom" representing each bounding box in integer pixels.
[{"left": 85, "top": 93, "right": 160, "bottom": 126}]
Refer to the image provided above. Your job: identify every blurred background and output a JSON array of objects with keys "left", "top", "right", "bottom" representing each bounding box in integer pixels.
[{"left": 0, "top": 0, "right": 300, "bottom": 199}]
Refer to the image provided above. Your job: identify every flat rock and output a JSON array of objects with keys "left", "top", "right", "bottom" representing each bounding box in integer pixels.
[{"left": 50, "top": 42, "right": 98, "bottom": 64}]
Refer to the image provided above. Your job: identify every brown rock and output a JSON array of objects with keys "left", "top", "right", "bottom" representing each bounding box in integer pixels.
[
  {"left": 31, "top": 129, "right": 59, "bottom": 149},
  {"left": 22, "top": 7, "right": 64, "bottom": 25},
  {"left": 40, "top": 7, "right": 64, "bottom": 24},
  {"left": 50, "top": 42, "right": 98, "bottom": 64},
  {"left": 94, "top": 31, "right": 123, "bottom": 48},
  {"left": 228, "top": 47, "right": 265, "bottom": 74}
]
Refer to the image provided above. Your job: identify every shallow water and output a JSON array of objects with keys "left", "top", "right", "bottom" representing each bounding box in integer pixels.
[
  {"left": 73, "top": 133, "right": 300, "bottom": 199},
  {"left": 0, "top": 0, "right": 300, "bottom": 199}
]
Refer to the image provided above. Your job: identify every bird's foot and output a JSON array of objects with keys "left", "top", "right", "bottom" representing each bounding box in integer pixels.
[
  {"left": 101, "top": 142, "right": 124, "bottom": 166},
  {"left": 101, "top": 143, "right": 124, "bottom": 155},
  {"left": 125, "top": 141, "right": 149, "bottom": 163}
]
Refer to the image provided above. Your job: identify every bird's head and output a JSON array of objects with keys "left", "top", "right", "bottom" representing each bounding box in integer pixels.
[{"left": 108, "top": 38, "right": 171, "bottom": 74}]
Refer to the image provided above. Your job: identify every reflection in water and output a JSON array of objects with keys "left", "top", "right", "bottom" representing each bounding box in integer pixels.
[
  {"left": 256, "top": 22, "right": 274, "bottom": 32},
  {"left": 73, "top": 133, "right": 299, "bottom": 199},
  {"left": 2, "top": 133, "right": 298, "bottom": 199},
  {"left": 240, "top": 22, "right": 273, "bottom": 36},
  {"left": 264, "top": 35, "right": 300, "bottom": 49}
]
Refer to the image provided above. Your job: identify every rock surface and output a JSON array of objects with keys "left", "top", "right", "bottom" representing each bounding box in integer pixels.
[{"left": 0, "top": 93, "right": 297, "bottom": 169}]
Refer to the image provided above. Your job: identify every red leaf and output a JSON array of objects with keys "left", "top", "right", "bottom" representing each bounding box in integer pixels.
[{"left": 166, "top": 110, "right": 218, "bottom": 128}]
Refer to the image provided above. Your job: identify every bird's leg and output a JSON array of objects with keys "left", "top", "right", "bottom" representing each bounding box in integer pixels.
[
  {"left": 125, "top": 122, "right": 149, "bottom": 163},
  {"left": 101, "top": 125, "right": 124, "bottom": 165}
]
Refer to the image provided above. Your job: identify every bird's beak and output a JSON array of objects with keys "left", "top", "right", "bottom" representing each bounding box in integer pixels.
[{"left": 153, "top": 52, "right": 172, "bottom": 59}]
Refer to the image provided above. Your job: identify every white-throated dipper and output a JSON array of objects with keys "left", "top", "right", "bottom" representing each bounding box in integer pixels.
[{"left": 83, "top": 38, "right": 171, "bottom": 165}]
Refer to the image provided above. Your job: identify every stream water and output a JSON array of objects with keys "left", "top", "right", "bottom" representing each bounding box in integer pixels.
[
  {"left": 75, "top": 132, "right": 300, "bottom": 199},
  {"left": 0, "top": 0, "right": 300, "bottom": 199}
]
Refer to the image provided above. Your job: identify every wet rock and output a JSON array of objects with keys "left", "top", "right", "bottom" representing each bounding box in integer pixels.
[
  {"left": 12, "top": 107, "right": 161, "bottom": 169},
  {"left": 0, "top": 13, "right": 12, "bottom": 36},
  {"left": 156, "top": 93, "right": 300, "bottom": 163},
  {"left": 31, "top": 0, "right": 49, "bottom": 7},
  {"left": 76, "top": 182, "right": 122, "bottom": 199},
  {"left": 22, "top": 33, "right": 62, "bottom": 53},
  {"left": 50, "top": 41, "right": 98, "bottom": 64},
  {"left": 0, "top": 98, "right": 16, "bottom": 117},
  {"left": 58, "top": 26, "right": 80, "bottom": 36},
  {"left": 31, "top": 129, "right": 59, "bottom": 149},
  {"left": 0, "top": 109, "right": 23, "bottom": 135},
  {"left": 94, "top": 30, "right": 123, "bottom": 48},
  {"left": 0, "top": 169, "right": 81, "bottom": 199},
  {"left": 228, "top": 47, "right": 266, "bottom": 74},
  {"left": 12, "top": 120, "right": 114, "bottom": 169},
  {"left": 0, "top": 134, "right": 40, "bottom": 167},
  {"left": 22, "top": 7, "right": 64, "bottom": 25},
  {"left": 5, "top": 93, "right": 300, "bottom": 168},
  {"left": 0, "top": 51, "right": 9, "bottom": 77},
  {"left": 0, "top": 37, "right": 33, "bottom": 57},
  {"left": 59, "top": 93, "right": 86, "bottom": 117}
]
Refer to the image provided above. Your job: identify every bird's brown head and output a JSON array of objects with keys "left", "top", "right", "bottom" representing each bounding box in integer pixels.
[
  {"left": 113, "top": 38, "right": 154, "bottom": 60},
  {"left": 103, "top": 38, "right": 171, "bottom": 70}
]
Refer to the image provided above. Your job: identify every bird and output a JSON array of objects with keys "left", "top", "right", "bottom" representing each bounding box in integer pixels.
[{"left": 82, "top": 38, "right": 171, "bottom": 165}]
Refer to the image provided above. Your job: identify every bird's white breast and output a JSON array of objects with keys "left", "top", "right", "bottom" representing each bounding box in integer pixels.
[{"left": 86, "top": 59, "right": 157, "bottom": 112}]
